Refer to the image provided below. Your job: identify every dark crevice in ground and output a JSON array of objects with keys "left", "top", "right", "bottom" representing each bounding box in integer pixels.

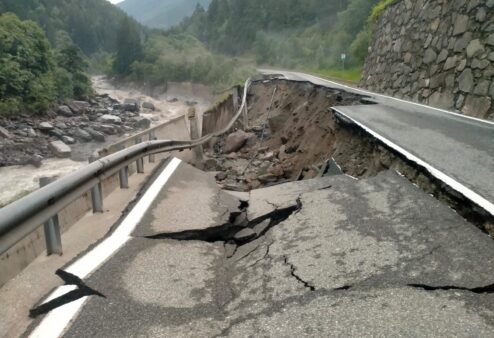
[
  {"left": 29, "top": 269, "right": 105, "bottom": 318},
  {"left": 408, "top": 283, "right": 494, "bottom": 294},
  {"left": 283, "top": 256, "right": 316, "bottom": 291},
  {"left": 144, "top": 199, "right": 301, "bottom": 247}
]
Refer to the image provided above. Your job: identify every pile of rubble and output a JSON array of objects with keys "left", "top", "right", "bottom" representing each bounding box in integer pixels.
[
  {"left": 0, "top": 96, "right": 157, "bottom": 167},
  {"left": 204, "top": 126, "right": 333, "bottom": 192}
]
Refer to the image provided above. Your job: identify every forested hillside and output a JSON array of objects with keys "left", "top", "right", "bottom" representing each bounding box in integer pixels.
[
  {"left": 0, "top": 0, "right": 137, "bottom": 54},
  {"left": 119, "top": 0, "right": 211, "bottom": 30},
  {"left": 180, "top": 0, "right": 381, "bottom": 71},
  {"left": 0, "top": 13, "right": 91, "bottom": 114}
]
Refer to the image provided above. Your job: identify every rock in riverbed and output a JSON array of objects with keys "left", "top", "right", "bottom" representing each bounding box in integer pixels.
[{"left": 49, "top": 141, "right": 71, "bottom": 158}]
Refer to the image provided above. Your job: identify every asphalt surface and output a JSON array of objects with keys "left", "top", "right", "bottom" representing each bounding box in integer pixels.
[
  {"left": 259, "top": 69, "right": 494, "bottom": 215},
  {"left": 34, "top": 162, "right": 494, "bottom": 337}
]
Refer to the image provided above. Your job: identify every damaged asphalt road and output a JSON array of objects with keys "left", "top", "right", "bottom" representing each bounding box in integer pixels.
[{"left": 31, "top": 161, "right": 494, "bottom": 337}]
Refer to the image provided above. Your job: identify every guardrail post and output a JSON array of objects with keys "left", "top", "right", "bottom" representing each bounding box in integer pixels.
[
  {"left": 149, "top": 131, "right": 156, "bottom": 163},
  {"left": 88, "top": 155, "right": 104, "bottom": 213},
  {"left": 119, "top": 165, "right": 129, "bottom": 189},
  {"left": 135, "top": 137, "right": 145, "bottom": 173},
  {"left": 188, "top": 107, "right": 204, "bottom": 166},
  {"left": 40, "top": 177, "right": 62, "bottom": 255},
  {"left": 116, "top": 145, "right": 129, "bottom": 189}
]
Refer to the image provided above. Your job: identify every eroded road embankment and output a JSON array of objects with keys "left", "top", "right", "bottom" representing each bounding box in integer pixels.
[
  {"left": 30, "top": 160, "right": 494, "bottom": 337},
  {"left": 204, "top": 79, "right": 494, "bottom": 235}
]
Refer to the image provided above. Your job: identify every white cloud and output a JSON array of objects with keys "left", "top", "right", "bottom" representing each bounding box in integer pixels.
[{"left": 107, "top": 0, "right": 123, "bottom": 4}]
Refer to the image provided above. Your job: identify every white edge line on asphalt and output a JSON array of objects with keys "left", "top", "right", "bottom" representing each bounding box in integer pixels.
[
  {"left": 259, "top": 69, "right": 494, "bottom": 126},
  {"left": 28, "top": 157, "right": 182, "bottom": 338},
  {"left": 299, "top": 72, "right": 494, "bottom": 126},
  {"left": 332, "top": 107, "right": 494, "bottom": 218}
]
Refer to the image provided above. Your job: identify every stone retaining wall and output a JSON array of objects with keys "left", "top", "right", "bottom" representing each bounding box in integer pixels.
[{"left": 360, "top": 0, "right": 494, "bottom": 119}]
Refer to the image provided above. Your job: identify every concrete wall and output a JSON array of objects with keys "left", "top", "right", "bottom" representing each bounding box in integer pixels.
[
  {"left": 0, "top": 116, "right": 192, "bottom": 287},
  {"left": 202, "top": 93, "right": 236, "bottom": 137},
  {"left": 360, "top": 0, "right": 494, "bottom": 119}
]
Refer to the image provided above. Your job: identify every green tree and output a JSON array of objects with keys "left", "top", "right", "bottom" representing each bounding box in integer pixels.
[
  {"left": 0, "top": 13, "right": 56, "bottom": 114},
  {"left": 55, "top": 32, "right": 91, "bottom": 98},
  {"left": 113, "top": 17, "right": 143, "bottom": 75}
]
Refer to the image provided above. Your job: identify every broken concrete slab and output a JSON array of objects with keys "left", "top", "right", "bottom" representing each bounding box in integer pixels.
[
  {"left": 266, "top": 171, "right": 494, "bottom": 290},
  {"left": 248, "top": 175, "right": 353, "bottom": 220},
  {"left": 32, "top": 169, "right": 494, "bottom": 337},
  {"left": 133, "top": 161, "right": 241, "bottom": 237},
  {"left": 224, "top": 287, "right": 494, "bottom": 337}
]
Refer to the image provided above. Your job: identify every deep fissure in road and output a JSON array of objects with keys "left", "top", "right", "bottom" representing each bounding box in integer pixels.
[{"left": 145, "top": 199, "right": 301, "bottom": 247}]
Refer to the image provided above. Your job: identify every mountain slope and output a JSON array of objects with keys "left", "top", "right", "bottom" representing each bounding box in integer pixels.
[{"left": 118, "top": 0, "right": 211, "bottom": 29}]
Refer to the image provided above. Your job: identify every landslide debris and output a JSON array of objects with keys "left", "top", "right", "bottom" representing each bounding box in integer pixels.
[{"left": 203, "top": 80, "right": 365, "bottom": 191}]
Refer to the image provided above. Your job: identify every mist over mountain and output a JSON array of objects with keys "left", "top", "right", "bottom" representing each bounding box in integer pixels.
[{"left": 118, "top": 0, "right": 211, "bottom": 29}]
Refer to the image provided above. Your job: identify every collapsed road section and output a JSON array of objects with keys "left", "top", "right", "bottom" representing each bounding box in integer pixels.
[
  {"left": 204, "top": 79, "right": 494, "bottom": 235},
  {"left": 25, "top": 78, "right": 494, "bottom": 337},
  {"left": 28, "top": 159, "right": 494, "bottom": 337}
]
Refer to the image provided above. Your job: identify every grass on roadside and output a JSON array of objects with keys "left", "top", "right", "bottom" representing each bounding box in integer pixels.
[{"left": 307, "top": 67, "right": 363, "bottom": 84}]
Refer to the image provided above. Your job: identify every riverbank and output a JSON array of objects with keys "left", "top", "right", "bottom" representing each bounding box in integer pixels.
[{"left": 0, "top": 76, "right": 213, "bottom": 207}]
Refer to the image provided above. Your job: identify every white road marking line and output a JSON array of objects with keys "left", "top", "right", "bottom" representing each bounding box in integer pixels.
[
  {"left": 29, "top": 157, "right": 182, "bottom": 338},
  {"left": 258, "top": 69, "right": 494, "bottom": 126},
  {"left": 332, "top": 108, "right": 494, "bottom": 218},
  {"left": 298, "top": 72, "right": 494, "bottom": 126}
]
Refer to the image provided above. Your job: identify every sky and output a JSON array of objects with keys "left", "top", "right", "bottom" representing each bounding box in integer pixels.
[{"left": 107, "top": 0, "right": 123, "bottom": 4}]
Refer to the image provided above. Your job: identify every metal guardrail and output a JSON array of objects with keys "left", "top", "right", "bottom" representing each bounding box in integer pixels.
[{"left": 0, "top": 79, "right": 251, "bottom": 255}]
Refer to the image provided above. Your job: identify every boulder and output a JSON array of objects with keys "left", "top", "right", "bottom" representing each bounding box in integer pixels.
[
  {"left": 97, "top": 124, "right": 118, "bottom": 135},
  {"left": 74, "top": 128, "right": 93, "bottom": 142},
  {"left": 55, "top": 122, "right": 67, "bottom": 129},
  {"left": 0, "top": 126, "right": 12, "bottom": 139},
  {"left": 39, "top": 122, "right": 54, "bottom": 131},
  {"left": 49, "top": 140, "right": 72, "bottom": 158},
  {"left": 224, "top": 130, "right": 250, "bottom": 153},
  {"left": 49, "top": 128, "right": 65, "bottom": 139},
  {"left": 62, "top": 136, "right": 76, "bottom": 144},
  {"left": 215, "top": 172, "right": 227, "bottom": 181},
  {"left": 84, "top": 128, "right": 106, "bottom": 142},
  {"left": 67, "top": 100, "right": 90, "bottom": 114},
  {"left": 99, "top": 114, "right": 122, "bottom": 124},
  {"left": 261, "top": 151, "right": 275, "bottom": 161},
  {"left": 123, "top": 98, "right": 139, "bottom": 112},
  {"left": 26, "top": 128, "right": 37, "bottom": 138},
  {"left": 27, "top": 154, "right": 43, "bottom": 168},
  {"left": 142, "top": 101, "right": 155, "bottom": 111},
  {"left": 57, "top": 105, "right": 73, "bottom": 117},
  {"left": 134, "top": 117, "right": 151, "bottom": 129}
]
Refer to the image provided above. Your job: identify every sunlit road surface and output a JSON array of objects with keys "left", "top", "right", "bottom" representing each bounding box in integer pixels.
[{"left": 259, "top": 69, "right": 494, "bottom": 217}]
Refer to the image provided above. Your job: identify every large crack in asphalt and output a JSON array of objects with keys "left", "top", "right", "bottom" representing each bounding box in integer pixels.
[
  {"left": 29, "top": 270, "right": 105, "bottom": 318},
  {"left": 408, "top": 283, "right": 494, "bottom": 294},
  {"left": 143, "top": 199, "right": 302, "bottom": 247}
]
